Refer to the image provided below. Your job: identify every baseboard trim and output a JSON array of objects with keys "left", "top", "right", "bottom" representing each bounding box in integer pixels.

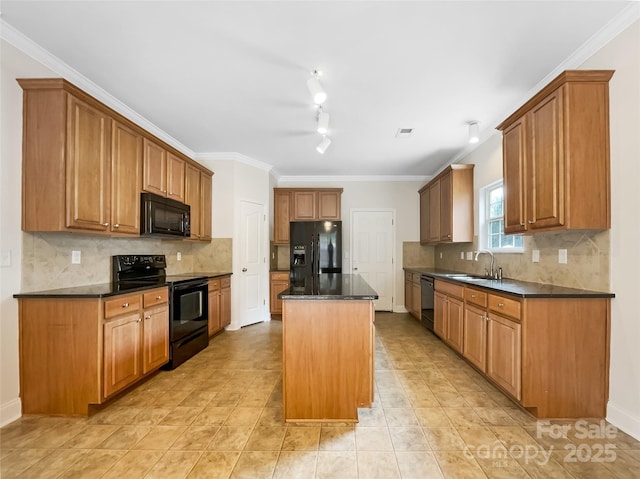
[
  {"left": 0, "top": 398, "right": 22, "bottom": 427},
  {"left": 607, "top": 400, "right": 640, "bottom": 441},
  {"left": 393, "top": 306, "right": 409, "bottom": 313}
]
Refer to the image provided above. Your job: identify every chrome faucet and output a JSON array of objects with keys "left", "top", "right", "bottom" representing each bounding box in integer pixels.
[{"left": 474, "top": 250, "right": 495, "bottom": 278}]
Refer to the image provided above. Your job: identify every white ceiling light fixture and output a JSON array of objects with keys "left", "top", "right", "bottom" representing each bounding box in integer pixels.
[
  {"left": 307, "top": 69, "right": 327, "bottom": 105},
  {"left": 468, "top": 121, "right": 480, "bottom": 143},
  {"left": 316, "top": 136, "right": 331, "bottom": 154},
  {"left": 317, "top": 107, "right": 330, "bottom": 135}
]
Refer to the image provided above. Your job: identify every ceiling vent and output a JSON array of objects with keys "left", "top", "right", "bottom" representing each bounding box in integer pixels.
[{"left": 395, "top": 128, "right": 413, "bottom": 139}]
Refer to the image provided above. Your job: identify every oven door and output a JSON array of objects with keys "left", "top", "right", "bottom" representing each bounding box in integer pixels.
[{"left": 171, "top": 280, "right": 209, "bottom": 341}]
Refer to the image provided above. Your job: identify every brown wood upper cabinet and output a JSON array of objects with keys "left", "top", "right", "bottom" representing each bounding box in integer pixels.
[
  {"left": 19, "top": 78, "right": 213, "bottom": 238},
  {"left": 419, "top": 165, "right": 474, "bottom": 245},
  {"left": 142, "top": 139, "right": 186, "bottom": 203},
  {"left": 19, "top": 79, "right": 142, "bottom": 235},
  {"left": 185, "top": 164, "right": 213, "bottom": 242},
  {"left": 273, "top": 188, "right": 343, "bottom": 244},
  {"left": 497, "top": 70, "right": 614, "bottom": 234}
]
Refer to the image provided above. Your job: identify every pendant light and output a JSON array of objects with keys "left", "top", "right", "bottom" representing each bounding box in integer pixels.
[{"left": 307, "top": 70, "right": 327, "bottom": 105}]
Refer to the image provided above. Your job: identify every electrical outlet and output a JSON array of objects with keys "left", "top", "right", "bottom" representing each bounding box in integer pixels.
[
  {"left": 466, "top": 251, "right": 473, "bottom": 260},
  {"left": 71, "top": 250, "right": 81, "bottom": 264},
  {"left": 532, "top": 250, "right": 540, "bottom": 263},
  {"left": 558, "top": 249, "right": 568, "bottom": 264},
  {"left": 177, "top": 252, "right": 182, "bottom": 261},
  {"left": 460, "top": 252, "right": 464, "bottom": 260},
  {"left": 0, "top": 250, "right": 11, "bottom": 267}
]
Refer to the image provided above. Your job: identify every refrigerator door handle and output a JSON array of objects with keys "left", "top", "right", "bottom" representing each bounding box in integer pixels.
[
  {"left": 310, "top": 233, "right": 315, "bottom": 275},
  {"left": 316, "top": 233, "right": 320, "bottom": 274}
]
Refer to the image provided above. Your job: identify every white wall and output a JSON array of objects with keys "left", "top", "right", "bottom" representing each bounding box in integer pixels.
[
  {"left": 277, "top": 179, "right": 425, "bottom": 311},
  {"left": 0, "top": 41, "right": 55, "bottom": 425},
  {"left": 580, "top": 20, "right": 640, "bottom": 440}
]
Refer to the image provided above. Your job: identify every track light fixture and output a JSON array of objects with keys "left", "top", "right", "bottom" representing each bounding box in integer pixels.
[
  {"left": 317, "top": 107, "right": 330, "bottom": 135},
  {"left": 468, "top": 121, "right": 480, "bottom": 143},
  {"left": 307, "top": 70, "right": 327, "bottom": 105},
  {"left": 316, "top": 136, "right": 331, "bottom": 154}
]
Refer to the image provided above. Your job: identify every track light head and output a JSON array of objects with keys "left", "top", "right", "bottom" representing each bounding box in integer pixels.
[
  {"left": 317, "top": 107, "right": 330, "bottom": 135},
  {"left": 316, "top": 136, "right": 331, "bottom": 154},
  {"left": 307, "top": 70, "right": 327, "bottom": 105},
  {"left": 468, "top": 121, "right": 480, "bottom": 144}
]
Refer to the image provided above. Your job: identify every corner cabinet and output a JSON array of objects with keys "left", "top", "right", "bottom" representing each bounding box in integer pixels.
[
  {"left": 18, "top": 287, "right": 169, "bottom": 416},
  {"left": 497, "top": 70, "right": 614, "bottom": 234},
  {"left": 18, "top": 78, "right": 213, "bottom": 237},
  {"left": 419, "top": 165, "right": 474, "bottom": 245},
  {"left": 273, "top": 188, "right": 343, "bottom": 244}
]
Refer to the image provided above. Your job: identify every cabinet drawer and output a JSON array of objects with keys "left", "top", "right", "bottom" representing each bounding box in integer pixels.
[
  {"left": 143, "top": 288, "right": 168, "bottom": 308},
  {"left": 489, "top": 294, "right": 521, "bottom": 320},
  {"left": 465, "top": 288, "right": 488, "bottom": 307},
  {"left": 271, "top": 272, "right": 289, "bottom": 281},
  {"left": 435, "top": 280, "right": 464, "bottom": 299},
  {"left": 209, "top": 279, "right": 220, "bottom": 292},
  {"left": 104, "top": 294, "right": 141, "bottom": 319},
  {"left": 221, "top": 276, "right": 231, "bottom": 288}
]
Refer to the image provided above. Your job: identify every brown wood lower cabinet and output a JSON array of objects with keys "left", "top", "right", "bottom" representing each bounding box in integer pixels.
[
  {"left": 209, "top": 275, "right": 231, "bottom": 335},
  {"left": 405, "top": 271, "right": 421, "bottom": 320},
  {"left": 434, "top": 281, "right": 464, "bottom": 353},
  {"left": 18, "top": 287, "right": 169, "bottom": 416},
  {"left": 282, "top": 299, "right": 374, "bottom": 422},
  {"left": 270, "top": 271, "right": 290, "bottom": 316},
  {"left": 434, "top": 279, "right": 610, "bottom": 418}
]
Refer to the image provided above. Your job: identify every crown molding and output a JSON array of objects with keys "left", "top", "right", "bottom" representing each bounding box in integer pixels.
[
  {"left": 448, "top": 4, "right": 640, "bottom": 166},
  {"left": 277, "top": 175, "right": 431, "bottom": 183},
  {"left": 194, "top": 152, "right": 273, "bottom": 172},
  {"left": 0, "top": 19, "right": 195, "bottom": 158}
]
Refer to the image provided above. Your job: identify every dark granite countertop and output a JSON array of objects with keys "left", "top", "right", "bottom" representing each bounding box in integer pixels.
[
  {"left": 13, "top": 272, "right": 233, "bottom": 299},
  {"left": 279, "top": 273, "right": 378, "bottom": 300},
  {"left": 404, "top": 267, "right": 614, "bottom": 299}
]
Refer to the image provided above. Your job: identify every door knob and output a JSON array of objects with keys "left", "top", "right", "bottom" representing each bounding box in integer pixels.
[
  {"left": 242, "top": 268, "right": 247, "bottom": 272},
  {"left": 353, "top": 267, "right": 358, "bottom": 271}
]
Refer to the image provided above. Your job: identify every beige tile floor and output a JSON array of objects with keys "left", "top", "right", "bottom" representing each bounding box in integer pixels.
[{"left": 2, "top": 312, "right": 640, "bottom": 478}]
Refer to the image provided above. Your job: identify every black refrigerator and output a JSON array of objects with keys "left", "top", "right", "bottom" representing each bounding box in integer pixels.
[{"left": 290, "top": 221, "right": 342, "bottom": 282}]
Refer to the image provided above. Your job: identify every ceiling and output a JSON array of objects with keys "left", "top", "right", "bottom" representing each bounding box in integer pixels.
[{"left": 1, "top": 1, "right": 636, "bottom": 178}]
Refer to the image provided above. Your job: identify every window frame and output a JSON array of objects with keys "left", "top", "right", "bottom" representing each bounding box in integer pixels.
[{"left": 479, "top": 179, "right": 524, "bottom": 254}]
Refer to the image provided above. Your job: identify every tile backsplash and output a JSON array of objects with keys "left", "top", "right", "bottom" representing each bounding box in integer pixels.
[
  {"left": 21, "top": 232, "right": 232, "bottom": 292},
  {"left": 434, "top": 230, "right": 610, "bottom": 292}
]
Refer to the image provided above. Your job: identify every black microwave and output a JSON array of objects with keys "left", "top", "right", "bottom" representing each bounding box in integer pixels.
[{"left": 140, "top": 192, "right": 190, "bottom": 238}]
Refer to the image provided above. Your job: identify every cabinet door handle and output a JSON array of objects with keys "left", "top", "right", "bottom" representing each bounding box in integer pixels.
[
  {"left": 498, "top": 303, "right": 504, "bottom": 308},
  {"left": 113, "top": 224, "right": 120, "bottom": 228},
  {"left": 145, "top": 315, "right": 151, "bottom": 320},
  {"left": 485, "top": 315, "right": 489, "bottom": 321},
  {"left": 137, "top": 318, "right": 142, "bottom": 323},
  {"left": 471, "top": 294, "right": 476, "bottom": 298},
  {"left": 528, "top": 220, "right": 535, "bottom": 224},
  {"left": 103, "top": 222, "right": 110, "bottom": 227},
  {"left": 156, "top": 295, "right": 162, "bottom": 300},
  {"left": 520, "top": 222, "right": 526, "bottom": 226},
  {"left": 122, "top": 302, "right": 129, "bottom": 308},
  {"left": 447, "top": 234, "right": 451, "bottom": 238}
]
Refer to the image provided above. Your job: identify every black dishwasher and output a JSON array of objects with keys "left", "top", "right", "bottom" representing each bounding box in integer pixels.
[{"left": 420, "top": 275, "right": 435, "bottom": 332}]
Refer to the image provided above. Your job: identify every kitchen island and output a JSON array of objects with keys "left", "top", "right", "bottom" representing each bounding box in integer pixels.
[{"left": 279, "top": 273, "right": 378, "bottom": 422}]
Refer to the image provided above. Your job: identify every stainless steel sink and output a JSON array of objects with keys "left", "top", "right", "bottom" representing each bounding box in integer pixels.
[{"left": 448, "top": 276, "right": 488, "bottom": 281}]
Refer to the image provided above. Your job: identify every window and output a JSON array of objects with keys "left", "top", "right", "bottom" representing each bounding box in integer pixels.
[{"left": 480, "top": 180, "right": 523, "bottom": 253}]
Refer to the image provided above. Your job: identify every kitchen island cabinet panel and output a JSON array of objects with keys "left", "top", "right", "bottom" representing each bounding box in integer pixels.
[{"left": 283, "top": 299, "right": 374, "bottom": 422}]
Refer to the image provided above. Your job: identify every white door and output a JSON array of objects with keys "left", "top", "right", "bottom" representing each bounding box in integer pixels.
[
  {"left": 239, "top": 200, "right": 264, "bottom": 327},
  {"left": 351, "top": 210, "right": 395, "bottom": 311}
]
